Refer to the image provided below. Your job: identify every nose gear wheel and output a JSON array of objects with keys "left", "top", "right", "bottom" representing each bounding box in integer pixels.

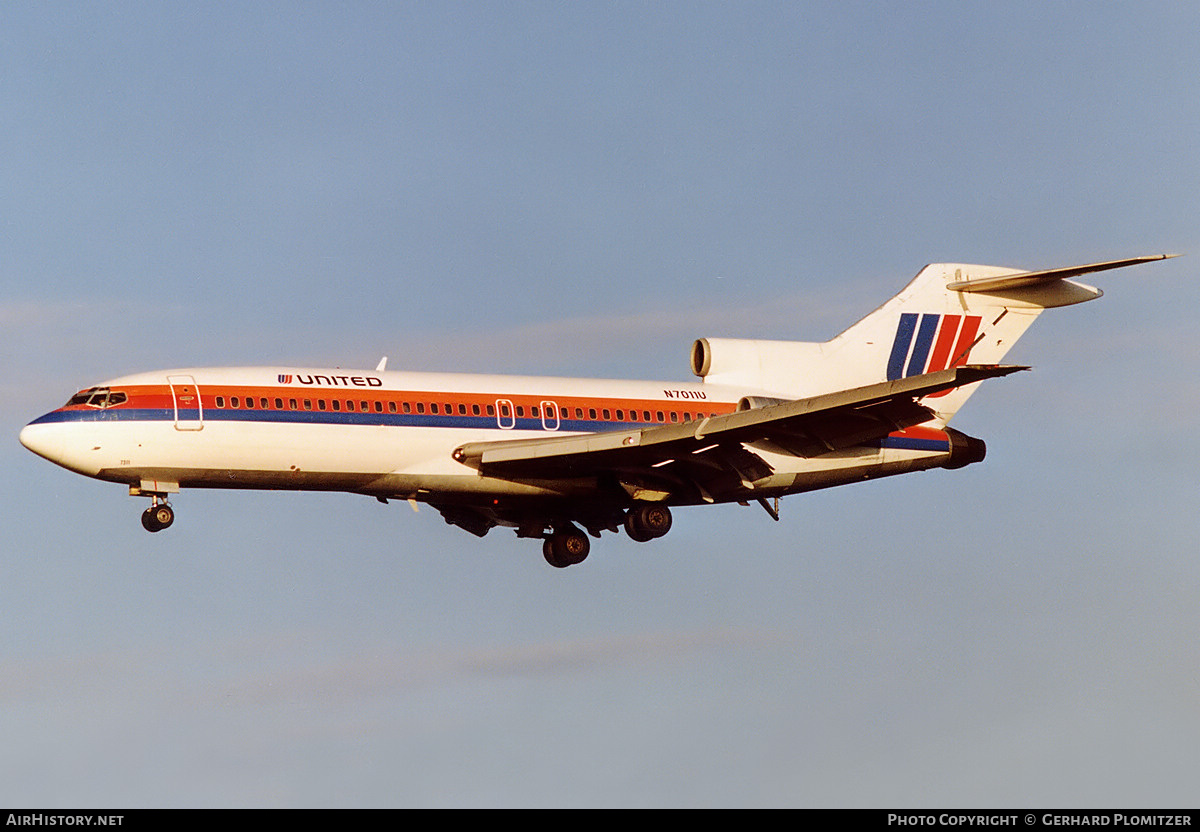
[{"left": 140, "top": 501, "right": 175, "bottom": 533}]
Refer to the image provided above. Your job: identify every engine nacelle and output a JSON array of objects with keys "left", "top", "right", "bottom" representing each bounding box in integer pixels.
[
  {"left": 690, "top": 337, "right": 826, "bottom": 392},
  {"left": 736, "top": 395, "right": 790, "bottom": 411},
  {"left": 942, "top": 428, "right": 987, "bottom": 469},
  {"left": 690, "top": 337, "right": 770, "bottom": 379}
]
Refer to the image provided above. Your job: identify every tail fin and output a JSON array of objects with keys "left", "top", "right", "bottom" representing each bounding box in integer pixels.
[
  {"left": 827, "top": 254, "right": 1175, "bottom": 422},
  {"left": 693, "top": 255, "right": 1175, "bottom": 423}
]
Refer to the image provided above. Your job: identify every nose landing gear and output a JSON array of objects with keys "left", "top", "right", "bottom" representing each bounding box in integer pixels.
[{"left": 140, "top": 500, "right": 175, "bottom": 533}]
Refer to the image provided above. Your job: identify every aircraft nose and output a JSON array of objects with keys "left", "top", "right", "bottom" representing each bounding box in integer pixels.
[
  {"left": 19, "top": 421, "right": 50, "bottom": 457},
  {"left": 18, "top": 418, "right": 101, "bottom": 475}
]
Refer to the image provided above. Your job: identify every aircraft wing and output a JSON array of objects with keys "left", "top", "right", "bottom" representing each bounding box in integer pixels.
[{"left": 452, "top": 364, "right": 1025, "bottom": 499}]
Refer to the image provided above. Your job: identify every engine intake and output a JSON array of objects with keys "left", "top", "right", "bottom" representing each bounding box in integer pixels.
[
  {"left": 736, "top": 395, "right": 790, "bottom": 411},
  {"left": 689, "top": 336, "right": 826, "bottom": 390}
]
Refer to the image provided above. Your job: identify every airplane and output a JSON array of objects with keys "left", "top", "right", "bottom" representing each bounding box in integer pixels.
[{"left": 19, "top": 253, "right": 1174, "bottom": 567}]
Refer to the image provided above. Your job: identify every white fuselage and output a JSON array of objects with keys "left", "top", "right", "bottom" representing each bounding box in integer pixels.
[{"left": 20, "top": 365, "right": 958, "bottom": 511}]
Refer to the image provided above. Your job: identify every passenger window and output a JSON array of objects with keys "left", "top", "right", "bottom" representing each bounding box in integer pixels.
[
  {"left": 216, "top": 396, "right": 225, "bottom": 408},
  {"left": 231, "top": 397, "right": 240, "bottom": 408}
]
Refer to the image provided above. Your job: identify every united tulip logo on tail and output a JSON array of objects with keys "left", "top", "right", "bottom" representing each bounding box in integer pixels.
[{"left": 887, "top": 313, "right": 982, "bottom": 396}]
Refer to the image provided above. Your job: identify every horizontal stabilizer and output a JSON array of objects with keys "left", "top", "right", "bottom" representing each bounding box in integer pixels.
[{"left": 946, "top": 254, "right": 1178, "bottom": 293}]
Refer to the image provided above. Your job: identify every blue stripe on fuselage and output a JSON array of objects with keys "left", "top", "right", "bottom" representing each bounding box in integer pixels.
[
  {"left": 877, "top": 435, "right": 950, "bottom": 452},
  {"left": 27, "top": 406, "right": 653, "bottom": 433}
]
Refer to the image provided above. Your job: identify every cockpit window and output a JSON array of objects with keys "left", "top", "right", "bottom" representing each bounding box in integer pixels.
[{"left": 66, "top": 387, "right": 127, "bottom": 408}]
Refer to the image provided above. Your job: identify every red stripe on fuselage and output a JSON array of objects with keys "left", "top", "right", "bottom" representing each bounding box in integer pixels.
[{"left": 59, "top": 383, "right": 739, "bottom": 425}]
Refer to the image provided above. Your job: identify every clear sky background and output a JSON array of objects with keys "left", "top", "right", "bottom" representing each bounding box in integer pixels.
[{"left": 2, "top": 2, "right": 1199, "bottom": 808}]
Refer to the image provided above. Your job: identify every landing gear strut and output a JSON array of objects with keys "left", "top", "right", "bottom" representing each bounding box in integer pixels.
[
  {"left": 140, "top": 500, "right": 175, "bottom": 533},
  {"left": 543, "top": 525, "right": 590, "bottom": 568}
]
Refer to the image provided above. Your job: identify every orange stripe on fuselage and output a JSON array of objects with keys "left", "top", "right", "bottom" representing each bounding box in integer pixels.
[{"left": 73, "top": 383, "right": 740, "bottom": 425}]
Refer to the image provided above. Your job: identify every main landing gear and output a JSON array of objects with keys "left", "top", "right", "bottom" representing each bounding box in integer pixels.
[
  {"left": 140, "top": 500, "right": 175, "bottom": 533},
  {"left": 541, "top": 504, "right": 674, "bottom": 568},
  {"left": 543, "top": 525, "right": 590, "bottom": 569},
  {"left": 623, "top": 503, "right": 672, "bottom": 542}
]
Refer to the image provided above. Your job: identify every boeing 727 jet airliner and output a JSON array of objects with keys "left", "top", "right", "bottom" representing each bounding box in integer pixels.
[{"left": 20, "top": 254, "right": 1173, "bottom": 567}]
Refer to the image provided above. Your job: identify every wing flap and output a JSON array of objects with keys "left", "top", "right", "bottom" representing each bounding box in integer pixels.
[{"left": 754, "top": 396, "right": 935, "bottom": 457}]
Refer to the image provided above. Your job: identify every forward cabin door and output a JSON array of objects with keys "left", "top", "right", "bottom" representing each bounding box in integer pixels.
[{"left": 167, "top": 375, "right": 204, "bottom": 431}]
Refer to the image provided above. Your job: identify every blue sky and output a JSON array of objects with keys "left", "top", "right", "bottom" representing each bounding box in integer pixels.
[{"left": 3, "top": 2, "right": 1199, "bottom": 808}]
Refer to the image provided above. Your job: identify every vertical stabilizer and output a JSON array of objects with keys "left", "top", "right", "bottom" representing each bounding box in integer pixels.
[
  {"left": 824, "top": 255, "right": 1174, "bottom": 422},
  {"left": 692, "top": 255, "right": 1174, "bottom": 423}
]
